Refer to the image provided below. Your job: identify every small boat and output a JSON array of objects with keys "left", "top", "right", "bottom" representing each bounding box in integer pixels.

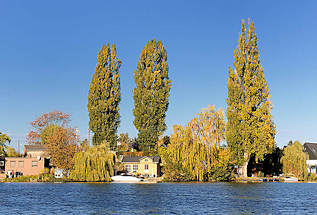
[
  {"left": 111, "top": 174, "right": 142, "bottom": 183},
  {"left": 284, "top": 176, "right": 298, "bottom": 182}
]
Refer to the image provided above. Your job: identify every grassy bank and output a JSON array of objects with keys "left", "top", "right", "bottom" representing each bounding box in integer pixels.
[{"left": 2, "top": 174, "right": 66, "bottom": 183}]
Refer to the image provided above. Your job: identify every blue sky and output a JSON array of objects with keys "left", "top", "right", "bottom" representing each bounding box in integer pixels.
[{"left": 1, "top": 0, "right": 317, "bottom": 151}]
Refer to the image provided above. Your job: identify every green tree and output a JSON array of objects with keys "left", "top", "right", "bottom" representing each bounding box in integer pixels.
[
  {"left": 133, "top": 39, "right": 171, "bottom": 150},
  {"left": 88, "top": 43, "right": 121, "bottom": 147},
  {"left": 281, "top": 141, "right": 308, "bottom": 179},
  {"left": 226, "top": 20, "right": 275, "bottom": 177},
  {"left": 118, "top": 133, "right": 134, "bottom": 152},
  {"left": 0, "top": 132, "right": 11, "bottom": 156},
  {"left": 79, "top": 139, "right": 89, "bottom": 151},
  {"left": 6, "top": 147, "right": 19, "bottom": 157}
]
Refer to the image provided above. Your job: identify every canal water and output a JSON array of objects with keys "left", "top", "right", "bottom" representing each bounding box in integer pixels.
[{"left": 0, "top": 182, "right": 316, "bottom": 214}]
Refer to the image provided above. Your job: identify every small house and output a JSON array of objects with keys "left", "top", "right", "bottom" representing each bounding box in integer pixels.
[
  {"left": 121, "top": 156, "right": 161, "bottom": 178},
  {"left": 5, "top": 145, "right": 50, "bottom": 176},
  {"left": 23, "top": 144, "right": 47, "bottom": 158},
  {"left": 303, "top": 142, "right": 317, "bottom": 174}
]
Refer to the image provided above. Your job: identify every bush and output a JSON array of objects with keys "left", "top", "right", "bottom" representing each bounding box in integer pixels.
[
  {"left": 4, "top": 171, "right": 66, "bottom": 183},
  {"left": 161, "top": 163, "right": 193, "bottom": 182},
  {"left": 208, "top": 149, "right": 235, "bottom": 182},
  {"left": 4, "top": 175, "right": 38, "bottom": 182},
  {"left": 308, "top": 173, "right": 317, "bottom": 181},
  {"left": 257, "top": 171, "right": 264, "bottom": 177}
]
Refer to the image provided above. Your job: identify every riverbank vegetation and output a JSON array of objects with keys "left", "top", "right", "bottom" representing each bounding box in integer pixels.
[
  {"left": 2, "top": 19, "right": 315, "bottom": 183},
  {"left": 3, "top": 169, "right": 65, "bottom": 183}
]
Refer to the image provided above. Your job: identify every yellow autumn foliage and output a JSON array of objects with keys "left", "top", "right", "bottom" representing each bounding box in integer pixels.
[
  {"left": 160, "top": 106, "right": 235, "bottom": 182},
  {"left": 281, "top": 141, "right": 308, "bottom": 180},
  {"left": 70, "top": 142, "right": 115, "bottom": 182}
]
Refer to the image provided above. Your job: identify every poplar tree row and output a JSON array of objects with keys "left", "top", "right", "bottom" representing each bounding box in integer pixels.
[
  {"left": 88, "top": 39, "right": 171, "bottom": 149},
  {"left": 87, "top": 20, "right": 276, "bottom": 179}
]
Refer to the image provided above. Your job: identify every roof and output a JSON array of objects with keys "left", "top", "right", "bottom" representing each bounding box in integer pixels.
[
  {"left": 24, "top": 144, "right": 47, "bottom": 152},
  {"left": 121, "top": 155, "right": 161, "bottom": 163},
  {"left": 303, "top": 142, "right": 317, "bottom": 160}
]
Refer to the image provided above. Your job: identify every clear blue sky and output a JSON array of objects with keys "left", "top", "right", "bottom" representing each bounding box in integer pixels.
[{"left": 1, "top": 0, "right": 317, "bottom": 151}]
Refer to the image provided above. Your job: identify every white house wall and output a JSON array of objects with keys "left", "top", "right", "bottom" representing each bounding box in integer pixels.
[
  {"left": 307, "top": 160, "right": 317, "bottom": 174},
  {"left": 307, "top": 160, "right": 317, "bottom": 166}
]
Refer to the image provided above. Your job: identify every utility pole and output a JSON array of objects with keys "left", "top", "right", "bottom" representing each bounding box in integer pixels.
[
  {"left": 18, "top": 138, "right": 20, "bottom": 156},
  {"left": 88, "top": 128, "right": 91, "bottom": 146}
]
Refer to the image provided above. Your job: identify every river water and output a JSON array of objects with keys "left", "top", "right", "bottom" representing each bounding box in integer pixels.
[{"left": 0, "top": 182, "right": 316, "bottom": 214}]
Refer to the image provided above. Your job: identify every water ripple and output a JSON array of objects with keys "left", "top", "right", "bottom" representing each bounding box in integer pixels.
[{"left": 0, "top": 182, "right": 316, "bottom": 214}]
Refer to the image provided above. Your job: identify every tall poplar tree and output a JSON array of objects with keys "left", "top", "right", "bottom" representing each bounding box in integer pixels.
[
  {"left": 226, "top": 20, "right": 275, "bottom": 177},
  {"left": 88, "top": 44, "right": 121, "bottom": 147},
  {"left": 133, "top": 39, "right": 171, "bottom": 150}
]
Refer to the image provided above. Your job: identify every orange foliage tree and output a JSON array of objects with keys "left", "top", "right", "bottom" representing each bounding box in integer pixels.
[
  {"left": 42, "top": 125, "right": 78, "bottom": 172},
  {"left": 26, "top": 111, "right": 79, "bottom": 173},
  {"left": 27, "top": 111, "right": 70, "bottom": 145}
]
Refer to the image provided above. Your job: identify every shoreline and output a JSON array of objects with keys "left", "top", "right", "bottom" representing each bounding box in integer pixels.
[{"left": 1, "top": 180, "right": 316, "bottom": 184}]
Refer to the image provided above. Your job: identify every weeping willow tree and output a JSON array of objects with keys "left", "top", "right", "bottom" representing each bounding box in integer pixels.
[
  {"left": 159, "top": 106, "right": 234, "bottom": 182},
  {"left": 70, "top": 142, "right": 115, "bottom": 182},
  {"left": 281, "top": 141, "right": 308, "bottom": 180}
]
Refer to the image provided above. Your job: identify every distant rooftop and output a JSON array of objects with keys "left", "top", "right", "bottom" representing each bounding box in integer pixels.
[
  {"left": 24, "top": 144, "right": 46, "bottom": 152},
  {"left": 303, "top": 142, "right": 317, "bottom": 160},
  {"left": 122, "top": 155, "right": 160, "bottom": 163}
]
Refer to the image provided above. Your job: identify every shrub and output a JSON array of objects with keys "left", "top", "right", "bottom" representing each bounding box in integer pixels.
[{"left": 308, "top": 173, "right": 317, "bottom": 181}]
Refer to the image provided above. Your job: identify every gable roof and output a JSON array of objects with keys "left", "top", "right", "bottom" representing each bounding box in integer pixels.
[
  {"left": 122, "top": 155, "right": 160, "bottom": 163},
  {"left": 24, "top": 144, "right": 46, "bottom": 152},
  {"left": 303, "top": 142, "right": 317, "bottom": 160}
]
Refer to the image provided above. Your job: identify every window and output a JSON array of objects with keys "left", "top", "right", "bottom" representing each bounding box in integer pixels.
[
  {"left": 125, "top": 165, "right": 131, "bottom": 172},
  {"left": 10, "top": 161, "right": 16, "bottom": 168},
  {"left": 133, "top": 165, "right": 138, "bottom": 172},
  {"left": 0, "top": 161, "right": 4, "bottom": 166},
  {"left": 32, "top": 161, "right": 38, "bottom": 167},
  {"left": 144, "top": 159, "right": 148, "bottom": 162},
  {"left": 145, "top": 164, "right": 149, "bottom": 171},
  {"left": 18, "top": 161, "right": 24, "bottom": 168}
]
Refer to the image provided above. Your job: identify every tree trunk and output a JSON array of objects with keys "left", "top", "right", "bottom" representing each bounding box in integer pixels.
[{"left": 240, "top": 152, "right": 249, "bottom": 178}]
